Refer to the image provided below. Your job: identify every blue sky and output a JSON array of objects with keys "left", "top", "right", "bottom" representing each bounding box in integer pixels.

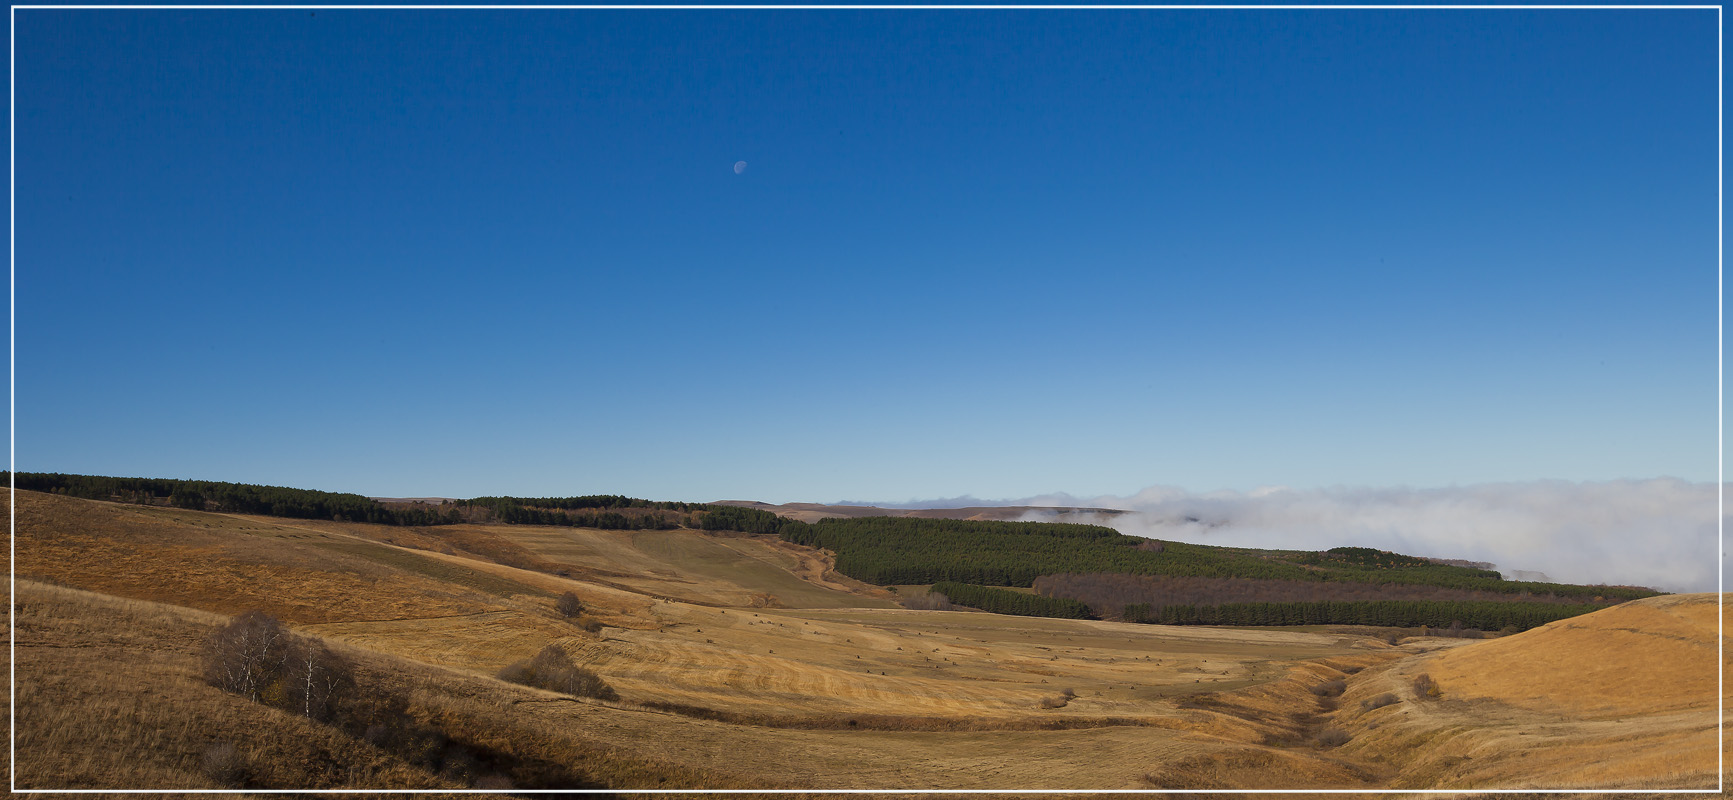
[{"left": 14, "top": 8, "right": 1720, "bottom": 505}]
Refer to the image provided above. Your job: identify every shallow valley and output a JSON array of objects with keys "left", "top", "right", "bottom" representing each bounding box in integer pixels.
[{"left": 12, "top": 489, "right": 1725, "bottom": 792}]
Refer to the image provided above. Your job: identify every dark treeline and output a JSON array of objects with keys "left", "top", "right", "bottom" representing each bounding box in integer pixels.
[
  {"left": 455, "top": 497, "right": 689, "bottom": 530},
  {"left": 697, "top": 505, "right": 790, "bottom": 535},
  {"left": 776, "top": 517, "right": 1221, "bottom": 586},
  {"left": 930, "top": 582, "right": 1096, "bottom": 620},
  {"left": 1033, "top": 572, "right": 1633, "bottom": 620},
  {"left": 498, "top": 507, "right": 683, "bottom": 530},
  {"left": 13, "top": 472, "right": 728, "bottom": 532},
  {"left": 1124, "top": 599, "right": 1607, "bottom": 631},
  {"left": 10, "top": 472, "right": 460, "bottom": 526},
  {"left": 772, "top": 516, "right": 1656, "bottom": 601},
  {"left": 1321, "top": 568, "right": 1651, "bottom": 601},
  {"left": 459, "top": 495, "right": 702, "bottom": 512},
  {"left": 1301, "top": 546, "right": 1467, "bottom": 571}
]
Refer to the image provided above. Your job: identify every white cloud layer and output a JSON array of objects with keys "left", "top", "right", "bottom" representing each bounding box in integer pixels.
[{"left": 915, "top": 480, "right": 1723, "bottom": 593}]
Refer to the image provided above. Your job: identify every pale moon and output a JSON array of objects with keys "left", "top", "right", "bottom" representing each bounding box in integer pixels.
[{"left": 733, "top": 161, "right": 747, "bottom": 174}]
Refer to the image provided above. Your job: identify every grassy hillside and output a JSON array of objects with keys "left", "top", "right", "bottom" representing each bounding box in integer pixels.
[
  {"left": 13, "top": 487, "right": 1715, "bottom": 792},
  {"left": 14, "top": 488, "right": 1386, "bottom": 788},
  {"left": 14, "top": 579, "right": 749, "bottom": 791},
  {"left": 13, "top": 472, "right": 1658, "bottom": 615},
  {"left": 10, "top": 471, "right": 761, "bottom": 531},
  {"left": 1338, "top": 594, "right": 1722, "bottom": 790}
]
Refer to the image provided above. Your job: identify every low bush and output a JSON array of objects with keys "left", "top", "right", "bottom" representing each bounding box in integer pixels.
[
  {"left": 1314, "top": 728, "right": 1351, "bottom": 748},
  {"left": 1036, "top": 695, "right": 1069, "bottom": 709},
  {"left": 1412, "top": 673, "right": 1442, "bottom": 700},
  {"left": 555, "top": 591, "right": 583, "bottom": 618},
  {"left": 197, "top": 610, "right": 606, "bottom": 789},
  {"left": 901, "top": 590, "right": 953, "bottom": 611},
  {"left": 1361, "top": 692, "right": 1399, "bottom": 710},
  {"left": 499, "top": 644, "right": 618, "bottom": 701},
  {"left": 199, "top": 742, "right": 248, "bottom": 788},
  {"left": 203, "top": 610, "right": 353, "bottom": 722},
  {"left": 1309, "top": 680, "right": 1346, "bottom": 698}
]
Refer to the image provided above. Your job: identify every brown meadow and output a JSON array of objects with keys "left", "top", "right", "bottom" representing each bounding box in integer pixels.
[{"left": 10, "top": 489, "right": 1725, "bottom": 793}]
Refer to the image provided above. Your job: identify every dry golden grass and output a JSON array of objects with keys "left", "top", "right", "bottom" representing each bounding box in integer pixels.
[
  {"left": 14, "top": 491, "right": 540, "bottom": 623},
  {"left": 13, "top": 489, "right": 1726, "bottom": 792},
  {"left": 1310, "top": 594, "right": 1723, "bottom": 792},
  {"left": 1426, "top": 592, "right": 1717, "bottom": 716},
  {"left": 13, "top": 580, "right": 451, "bottom": 790},
  {"left": 13, "top": 578, "right": 1230, "bottom": 790},
  {"left": 13, "top": 578, "right": 771, "bottom": 791}
]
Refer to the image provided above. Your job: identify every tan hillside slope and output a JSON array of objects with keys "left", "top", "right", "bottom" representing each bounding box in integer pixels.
[
  {"left": 12, "top": 578, "right": 761, "bottom": 792},
  {"left": 15, "top": 487, "right": 1720, "bottom": 792},
  {"left": 1426, "top": 592, "right": 1718, "bottom": 717},
  {"left": 1321, "top": 593, "right": 1722, "bottom": 792},
  {"left": 13, "top": 488, "right": 1392, "bottom": 789}
]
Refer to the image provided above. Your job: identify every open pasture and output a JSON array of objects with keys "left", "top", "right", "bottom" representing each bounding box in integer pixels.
[{"left": 11, "top": 489, "right": 1726, "bottom": 792}]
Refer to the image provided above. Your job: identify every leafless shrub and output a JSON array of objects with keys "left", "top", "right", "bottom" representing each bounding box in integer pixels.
[
  {"left": 204, "top": 610, "right": 291, "bottom": 703},
  {"left": 499, "top": 644, "right": 618, "bottom": 701},
  {"left": 556, "top": 591, "right": 584, "bottom": 618},
  {"left": 199, "top": 741, "right": 248, "bottom": 788},
  {"left": 901, "top": 590, "right": 953, "bottom": 611},
  {"left": 1059, "top": 687, "right": 1077, "bottom": 698},
  {"left": 286, "top": 637, "right": 352, "bottom": 722},
  {"left": 1315, "top": 696, "right": 1338, "bottom": 712},
  {"left": 577, "top": 618, "right": 605, "bottom": 634},
  {"left": 1036, "top": 695, "right": 1069, "bottom": 709},
  {"left": 1310, "top": 680, "right": 1346, "bottom": 698},
  {"left": 1340, "top": 665, "right": 1363, "bottom": 674},
  {"left": 1361, "top": 692, "right": 1399, "bottom": 710},
  {"left": 1412, "top": 673, "right": 1442, "bottom": 700},
  {"left": 1314, "top": 728, "right": 1351, "bottom": 748},
  {"left": 203, "top": 610, "right": 351, "bottom": 721}
]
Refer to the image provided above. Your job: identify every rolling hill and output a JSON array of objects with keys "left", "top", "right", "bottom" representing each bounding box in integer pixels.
[{"left": 11, "top": 485, "right": 1722, "bottom": 792}]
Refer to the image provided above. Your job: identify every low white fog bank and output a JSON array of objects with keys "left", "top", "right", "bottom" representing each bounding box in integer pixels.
[{"left": 1013, "top": 479, "right": 1721, "bottom": 594}]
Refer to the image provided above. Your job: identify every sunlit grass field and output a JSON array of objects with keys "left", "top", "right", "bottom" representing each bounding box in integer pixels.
[{"left": 12, "top": 489, "right": 1725, "bottom": 792}]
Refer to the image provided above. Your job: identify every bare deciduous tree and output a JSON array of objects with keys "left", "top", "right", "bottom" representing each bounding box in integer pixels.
[
  {"left": 199, "top": 741, "right": 248, "bottom": 787},
  {"left": 204, "top": 610, "right": 292, "bottom": 704},
  {"left": 283, "top": 636, "right": 351, "bottom": 722},
  {"left": 204, "top": 609, "right": 352, "bottom": 721},
  {"left": 901, "top": 590, "right": 952, "bottom": 611}
]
